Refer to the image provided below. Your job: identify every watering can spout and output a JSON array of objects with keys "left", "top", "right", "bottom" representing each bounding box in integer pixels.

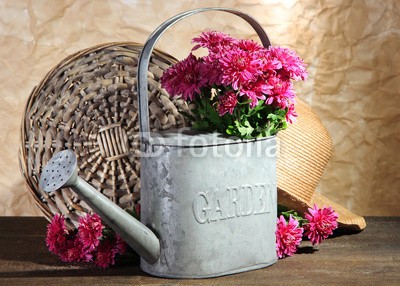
[{"left": 39, "top": 150, "right": 161, "bottom": 264}]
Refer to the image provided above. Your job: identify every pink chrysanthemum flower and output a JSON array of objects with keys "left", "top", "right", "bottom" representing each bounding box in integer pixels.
[
  {"left": 269, "top": 46, "right": 308, "bottom": 81},
  {"left": 95, "top": 239, "right": 118, "bottom": 269},
  {"left": 237, "top": 39, "right": 263, "bottom": 53},
  {"left": 240, "top": 79, "right": 271, "bottom": 108},
  {"left": 219, "top": 46, "right": 262, "bottom": 90},
  {"left": 46, "top": 214, "right": 68, "bottom": 255},
  {"left": 276, "top": 215, "right": 304, "bottom": 258},
  {"left": 74, "top": 238, "right": 93, "bottom": 262},
  {"left": 113, "top": 234, "right": 128, "bottom": 255},
  {"left": 285, "top": 103, "right": 298, "bottom": 124},
  {"left": 304, "top": 204, "right": 339, "bottom": 245},
  {"left": 58, "top": 235, "right": 93, "bottom": 263},
  {"left": 218, "top": 90, "right": 238, "bottom": 116},
  {"left": 160, "top": 53, "right": 208, "bottom": 101},
  {"left": 258, "top": 50, "right": 282, "bottom": 72},
  {"left": 265, "top": 77, "right": 295, "bottom": 109},
  {"left": 78, "top": 213, "right": 103, "bottom": 252},
  {"left": 192, "top": 30, "right": 236, "bottom": 53},
  {"left": 201, "top": 54, "right": 224, "bottom": 86},
  {"left": 58, "top": 238, "right": 80, "bottom": 262}
]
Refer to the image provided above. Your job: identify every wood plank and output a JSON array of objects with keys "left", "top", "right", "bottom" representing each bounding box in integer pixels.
[{"left": 0, "top": 217, "right": 398, "bottom": 285}]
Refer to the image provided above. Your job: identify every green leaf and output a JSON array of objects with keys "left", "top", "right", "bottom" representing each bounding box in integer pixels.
[
  {"left": 235, "top": 119, "right": 254, "bottom": 139},
  {"left": 277, "top": 204, "right": 308, "bottom": 227},
  {"left": 193, "top": 121, "right": 209, "bottom": 130},
  {"left": 173, "top": 86, "right": 293, "bottom": 139}
]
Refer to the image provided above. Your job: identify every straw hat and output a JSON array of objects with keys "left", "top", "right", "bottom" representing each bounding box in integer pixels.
[{"left": 276, "top": 99, "right": 366, "bottom": 231}]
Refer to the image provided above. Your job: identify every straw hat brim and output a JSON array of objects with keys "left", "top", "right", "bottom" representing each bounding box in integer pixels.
[
  {"left": 278, "top": 188, "right": 366, "bottom": 232},
  {"left": 276, "top": 99, "right": 366, "bottom": 232}
]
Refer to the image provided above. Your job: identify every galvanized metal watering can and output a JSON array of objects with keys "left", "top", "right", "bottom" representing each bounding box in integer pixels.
[{"left": 40, "top": 7, "right": 278, "bottom": 278}]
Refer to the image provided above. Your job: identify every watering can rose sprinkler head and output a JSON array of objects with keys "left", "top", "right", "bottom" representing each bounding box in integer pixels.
[{"left": 39, "top": 149, "right": 161, "bottom": 264}]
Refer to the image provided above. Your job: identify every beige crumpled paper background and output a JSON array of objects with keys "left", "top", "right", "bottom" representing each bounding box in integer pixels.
[{"left": 0, "top": 0, "right": 399, "bottom": 216}]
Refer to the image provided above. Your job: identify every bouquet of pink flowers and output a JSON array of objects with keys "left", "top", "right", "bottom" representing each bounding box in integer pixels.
[
  {"left": 46, "top": 213, "right": 128, "bottom": 268},
  {"left": 276, "top": 204, "right": 338, "bottom": 258},
  {"left": 45, "top": 204, "right": 140, "bottom": 268},
  {"left": 161, "top": 30, "right": 308, "bottom": 139}
]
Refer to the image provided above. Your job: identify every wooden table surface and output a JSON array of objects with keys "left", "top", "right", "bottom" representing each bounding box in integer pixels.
[{"left": 0, "top": 216, "right": 398, "bottom": 285}]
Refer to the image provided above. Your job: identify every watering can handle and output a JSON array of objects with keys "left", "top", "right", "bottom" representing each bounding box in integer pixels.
[{"left": 137, "top": 7, "right": 271, "bottom": 145}]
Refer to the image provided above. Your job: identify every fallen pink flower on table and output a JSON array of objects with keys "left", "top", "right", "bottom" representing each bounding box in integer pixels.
[
  {"left": 304, "top": 204, "right": 339, "bottom": 245},
  {"left": 276, "top": 215, "right": 303, "bottom": 258}
]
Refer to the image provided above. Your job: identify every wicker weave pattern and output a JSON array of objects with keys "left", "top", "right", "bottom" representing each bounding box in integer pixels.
[{"left": 19, "top": 42, "right": 189, "bottom": 227}]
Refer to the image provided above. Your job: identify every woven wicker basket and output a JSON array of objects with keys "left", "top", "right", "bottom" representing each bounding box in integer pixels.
[{"left": 19, "top": 42, "right": 189, "bottom": 228}]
